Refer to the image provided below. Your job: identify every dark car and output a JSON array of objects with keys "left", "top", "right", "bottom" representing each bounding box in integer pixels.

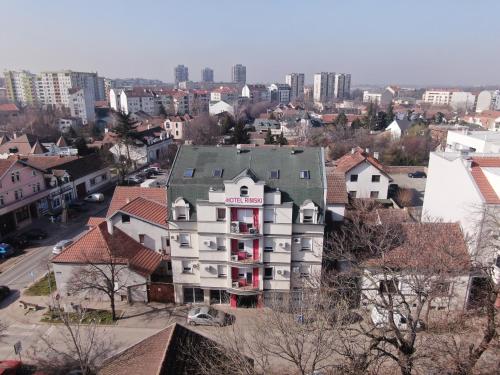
[
  {"left": 0, "top": 243, "right": 14, "bottom": 259},
  {"left": 3, "top": 234, "right": 31, "bottom": 250},
  {"left": 0, "top": 285, "right": 11, "bottom": 302},
  {"left": 408, "top": 171, "right": 427, "bottom": 178},
  {"left": 22, "top": 228, "right": 48, "bottom": 241}
]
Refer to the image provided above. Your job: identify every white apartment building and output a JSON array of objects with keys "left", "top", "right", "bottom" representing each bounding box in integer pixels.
[
  {"left": 445, "top": 130, "right": 500, "bottom": 154},
  {"left": 363, "top": 91, "right": 382, "bottom": 104},
  {"left": 167, "top": 146, "right": 327, "bottom": 307},
  {"left": 476, "top": 90, "right": 500, "bottom": 113},
  {"left": 109, "top": 88, "right": 156, "bottom": 115},
  {"left": 241, "top": 84, "right": 270, "bottom": 103},
  {"left": 285, "top": 73, "right": 305, "bottom": 101},
  {"left": 334, "top": 147, "right": 391, "bottom": 199},
  {"left": 68, "top": 88, "right": 95, "bottom": 124},
  {"left": 313, "top": 72, "right": 335, "bottom": 103},
  {"left": 422, "top": 90, "right": 453, "bottom": 106},
  {"left": 450, "top": 91, "right": 476, "bottom": 112},
  {"left": 210, "top": 86, "right": 238, "bottom": 103}
]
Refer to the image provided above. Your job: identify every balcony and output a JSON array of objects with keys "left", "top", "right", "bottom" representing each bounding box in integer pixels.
[
  {"left": 230, "top": 221, "right": 259, "bottom": 235},
  {"left": 229, "top": 251, "right": 258, "bottom": 264},
  {"left": 229, "top": 278, "right": 259, "bottom": 294}
]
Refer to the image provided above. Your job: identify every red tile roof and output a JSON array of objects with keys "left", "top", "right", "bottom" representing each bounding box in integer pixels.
[
  {"left": 335, "top": 147, "right": 389, "bottom": 177},
  {"left": 107, "top": 187, "right": 166, "bottom": 217},
  {"left": 0, "top": 103, "right": 19, "bottom": 112},
  {"left": 87, "top": 217, "right": 106, "bottom": 227},
  {"left": 470, "top": 157, "right": 500, "bottom": 204},
  {"left": 363, "top": 223, "right": 470, "bottom": 272},
  {"left": 52, "top": 222, "right": 162, "bottom": 276},
  {"left": 20, "top": 155, "right": 79, "bottom": 170},
  {"left": 326, "top": 172, "right": 348, "bottom": 204},
  {"left": 0, "top": 158, "right": 17, "bottom": 179},
  {"left": 119, "top": 197, "right": 168, "bottom": 227}
]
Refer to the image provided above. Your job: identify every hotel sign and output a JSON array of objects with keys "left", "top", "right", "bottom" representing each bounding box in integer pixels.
[{"left": 225, "top": 197, "right": 263, "bottom": 205}]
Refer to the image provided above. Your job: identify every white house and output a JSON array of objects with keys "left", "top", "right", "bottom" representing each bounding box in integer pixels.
[
  {"left": 386, "top": 119, "right": 414, "bottom": 139},
  {"left": 166, "top": 145, "right": 327, "bottom": 307},
  {"left": 445, "top": 130, "right": 500, "bottom": 154},
  {"left": 334, "top": 147, "right": 392, "bottom": 199}
]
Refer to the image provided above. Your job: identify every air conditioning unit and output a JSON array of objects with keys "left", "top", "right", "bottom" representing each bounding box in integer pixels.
[
  {"left": 204, "top": 265, "right": 213, "bottom": 272},
  {"left": 279, "top": 242, "right": 286, "bottom": 248},
  {"left": 192, "top": 263, "right": 200, "bottom": 269},
  {"left": 249, "top": 228, "right": 257, "bottom": 234},
  {"left": 232, "top": 281, "right": 239, "bottom": 288},
  {"left": 292, "top": 266, "right": 300, "bottom": 273},
  {"left": 293, "top": 238, "right": 301, "bottom": 244},
  {"left": 231, "top": 255, "right": 239, "bottom": 261},
  {"left": 203, "top": 240, "right": 211, "bottom": 247},
  {"left": 277, "top": 269, "right": 283, "bottom": 275},
  {"left": 171, "top": 234, "right": 179, "bottom": 241},
  {"left": 230, "top": 221, "right": 240, "bottom": 233}
]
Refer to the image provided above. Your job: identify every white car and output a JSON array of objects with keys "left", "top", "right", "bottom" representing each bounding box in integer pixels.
[
  {"left": 52, "top": 239, "right": 73, "bottom": 255},
  {"left": 371, "top": 306, "right": 425, "bottom": 331},
  {"left": 84, "top": 193, "right": 104, "bottom": 203}
]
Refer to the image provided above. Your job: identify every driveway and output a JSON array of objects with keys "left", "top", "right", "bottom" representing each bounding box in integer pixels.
[{"left": 390, "top": 173, "right": 427, "bottom": 206}]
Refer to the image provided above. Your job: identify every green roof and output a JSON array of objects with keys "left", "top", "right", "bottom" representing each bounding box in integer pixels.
[{"left": 167, "top": 145, "right": 326, "bottom": 223}]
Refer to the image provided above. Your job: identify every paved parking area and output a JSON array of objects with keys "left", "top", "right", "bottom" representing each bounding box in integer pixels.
[{"left": 390, "top": 173, "right": 427, "bottom": 206}]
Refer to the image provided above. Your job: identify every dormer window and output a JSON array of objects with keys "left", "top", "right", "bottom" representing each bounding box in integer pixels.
[
  {"left": 173, "top": 197, "right": 190, "bottom": 221},
  {"left": 212, "top": 168, "right": 223, "bottom": 178},
  {"left": 183, "top": 168, "right": 194, "bottom": 178},
  {"left": 300, "top": 200, "right": 318, "bottom": 224},
  {"left": 300, "top": 170, "right": 310, "bottom": 179},
  {"left": 240, "top": 186, "right": 249, "bottom": 197},
  {"left": 270, "top": 170, "right": 280, "bottom": 179}
]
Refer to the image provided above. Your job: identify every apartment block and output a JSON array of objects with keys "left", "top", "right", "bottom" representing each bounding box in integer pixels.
[
  {"left": 422, "top": 90, "right": 453, "bottom": 106},
  {"left": 174, "top": 65, "right": 189, "bottom": 84},
  {"left": 201, "top": 67, "right": 214, "bottom": 83},
  {"left": 167, "top": 146, "right": 327, "bottom": 307},
  {"left": 231, "top": 64, "right": 246, "bottom": 84},
  {"left": 333, "top": 73, "right": 351, "bottom": 99},
  {"left": 68, "top": 88, "right": 95, "bottom": 124},
  {"left": 3, "top": 70, "right": 38, "bottom": 105},
  {"left": 285, "top": 73, "right": 305, "bottom": 101},
  {"left": 313, "top": 72, "right": 335, "bottom": 103}
]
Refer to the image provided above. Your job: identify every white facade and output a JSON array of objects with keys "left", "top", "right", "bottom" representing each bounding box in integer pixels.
[
  {"left": 445, "top": 130, "right": 500, "bottom": 154},
  {"left": 344, "top": 162, "right": 390, "bottom": 199},
  {"left": 363, "top": 91, "right": 382, "bottom": 104},
  {"left": 450, "top": 91, "right": 476, "bottom": 112},
  {"left": 422, "top": 90, "right": 453, "bottom": 106},
  {"left": 68, "top": 88, "right": 95, "bottom": 124},
  {"left": 313, "top": 72, "right": 335, "bottom": 103},
  {"left": 476, "top": 90, "right": 500, "bottom": 113},
  {"left": 209, "top": 100, "right": 234, "bottom": 116}
]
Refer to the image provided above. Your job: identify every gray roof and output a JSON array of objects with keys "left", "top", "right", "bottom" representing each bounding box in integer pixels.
[
  {"left": 251, "top": 119, "right": 281, "bottom": 130},
  {"left": 393, "top": 119, "right": 414, "bottom": 132},
  {"left": 167, "top": 146, "right": 326, "bottom": 223}
]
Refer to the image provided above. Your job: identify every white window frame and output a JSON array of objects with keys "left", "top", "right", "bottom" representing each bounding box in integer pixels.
[
  {"left": 179, "top": 233, "right": 190, "bottom": 247},
  {"left": 264, "top": 208, "right": 275, "bottom": 223},
  {"left": 301, "top": 238, "right": 312, "bottom": 251}
]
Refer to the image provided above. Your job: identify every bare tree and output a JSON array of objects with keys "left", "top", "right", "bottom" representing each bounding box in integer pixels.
[
  {"left": 67, "top": 239, "right": 131, "bottom": 321},
  {"left": 184, "top": 114, "right": 221, "bottom": 145},
  {"left": 31, "top": 301, "right": 115, "bottom": 375}
]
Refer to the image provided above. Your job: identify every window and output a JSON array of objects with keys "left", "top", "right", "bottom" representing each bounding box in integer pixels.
[
  {"left": 379, "top": 279, "right": 399, "bottom": 295},
  {"left": 121, "top": 214, "right": 130, "bottom": 223},
  {"left": 139, "top": 234, "right": 145, "bottom": 244},
  {"left": 14, "top": 190, "right": 22, "bottom": 200},
  {"left": 101, "top": 173, "right": 108, "bottom": 181},
  {"left": 183, "top": 287, "right": 204, "bottom": 303},
  {"left": 182, "top": 261, "right": 192, "bottom": 273},
  {"left": 303, "top": 209, "right": 314, "bottom": 223},
  {"left": 183, "top": 168, "right": 194, "bottom": 178},
  {"left": 238, "top": 241, "right": 245, "bottom": 250},
  {"left": 370, "top": 191, "right": 379, "bottom": 198},
  {"left": 348, "top": 191, "right": 357, "bottom": 198},
  {"left": 216, "top": 237, "right": 225, "bottom": 251},
  {"left": 179, "top": 233, "right": 190, "bottom": 247},
  {"left": 217, "top": 265, "right": 227, "bottom": 278},
  {"left": 264, "top": 267, "right": 273, "bottom": 280},
  {"left": 240, "top": 186, "right": 249, "bottom": 197},
  {"left": 270, "top": 170, "right": 280, "bottom": 179},
  {"left": 264, "top": 238, "right": 274, "bottom": 252},
  {"left": 0, "top": 195, "right": 3, "bottom": 206},
  {"left": 212, "top": 168, "right": 223, "bottom": 178},
  {"left": 32, "top": 170, "right": 36, "bottom": 176},
  {"left": 301, "top": 238, "right": 312, "bottom": 251},
  {"left": 350, "top": 174, "right": 358, "bottom": 182},
  {"left": 36, "top": 183, "right": 41, "bottom": 192},
  {"left": 300, "top": 170, "right": 310, "bottom": 179},
  {"left": 15, "top": 206, "right": 30, "bottom": 223},
  {"left": 372, "top": 175, "right": 380, "bottom": 183},
  {"left": 216, "top": 208, "right": 226, "bottom": 221},
  {"left": 89, "top": 177, "right": 96, "bottom": 186},
  {"left": 264, "top": 209, "right": 274, "bottom": 223},
  {"left": 176, "top": 207, "right": 188, "bottom": 220}
]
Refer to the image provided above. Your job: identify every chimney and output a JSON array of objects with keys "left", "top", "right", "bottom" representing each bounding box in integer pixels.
[
  {"left": 106, "top": 220, "right": 114, "bottom": 235},
  {"left": 365, "top": 148, "right": 370, "bottom": 154},
  {"left": 464, "top": 157, "right": 473, "bottom": 170},
  {"left": 125, "top": 198, "right": 130, "bottom": 204},
  {"left": 373, "top": 151, "right": 379, "bottom": 159},
  {"left": 104, "top": 127, "right": 109, "bottom": 134},
  {"left": 351, "top": 148, "right": 356, "bottom": 154}
]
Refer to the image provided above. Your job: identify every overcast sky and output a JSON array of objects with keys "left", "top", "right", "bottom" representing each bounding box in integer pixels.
[{"left": 1, "top": 0, "right": 499, "bottom": 86}]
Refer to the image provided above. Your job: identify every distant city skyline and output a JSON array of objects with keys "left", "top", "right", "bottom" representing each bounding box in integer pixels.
[{"left": 1, "top": 0, "right": 499, "bottom": 86}]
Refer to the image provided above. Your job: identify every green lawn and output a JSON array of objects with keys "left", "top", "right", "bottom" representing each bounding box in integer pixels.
[
  {"left": 41, "top": 309, "right": 115, "bottom": 325},
  {"left": 25, "top": 272, "right": 56, "bottom": 296}
]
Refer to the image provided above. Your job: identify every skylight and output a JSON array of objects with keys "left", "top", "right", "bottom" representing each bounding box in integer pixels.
[
  {"left": 183, "top": 168, "right": 195, "bottom": 178},
  {"left": 212, "top": 168, "right": 223, "bottom": 178},
  {"left": 300, "top": 170, "right": 310, "bottom": 179},
  {"left": 270, "top": 170, "right": 280, "bottom": 179}
]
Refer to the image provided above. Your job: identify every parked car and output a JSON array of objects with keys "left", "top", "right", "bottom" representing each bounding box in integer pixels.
[
  {"left": 187, "top": 306, "right": 229, "bottom": 327},
  {"left": 52, "top": 239, "right": 74, "bottom": 255},
  {"left": 3, "top": 234, "right": 31, "bottom": 250},
  {"left": 0, "top": 243, "right": 14, "bottom": 259},
  {"left": 20, "top": 228, "right": 48, "bottom": 241},
  {"left": 68, "top": 201, "right": 88, "bottom": 212},
  {"left": 0, "top": 285, "right": 11, "bottom": 302},
  {"left": 371, "top": 306, "right": 425, "bottom": 331},
  {"left": 408, "top": 171, "right": 427, "bottom": 178},
  {"left": 144, "top": 166, "right": 160, "bottom": 176},
  {"left": 124, "top": 175, "right": 144, "bottom": 185},
  {"left": 84, "top": 193, "right": 105, "bottom": 203}
]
